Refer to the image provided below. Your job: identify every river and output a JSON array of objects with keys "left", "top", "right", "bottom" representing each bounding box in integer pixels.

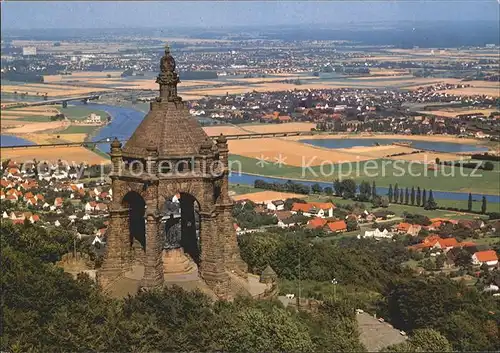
[{"left": 3, "top": 102, "right": 498, "bottom": 202}]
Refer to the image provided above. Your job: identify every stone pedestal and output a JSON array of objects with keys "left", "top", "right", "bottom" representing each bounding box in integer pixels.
[{"left": 162, "top": 247, "right": 197, "bottom": 277}]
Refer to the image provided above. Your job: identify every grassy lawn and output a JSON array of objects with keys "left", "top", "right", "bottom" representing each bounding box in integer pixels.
[
  {"left": 59, "top": 106, "right": 109, "bottom": 121},
  {"left": 462, "top": 235, "right": 500, "bottom": 246},
  {"left": 229, "top": 184, "right": 266, "bottom": 195},
  {"left": 229, "top": 155, "right": 500, "bottom": 195},
  {"left": 307, "top": 193, "right": 490, "bottom": 220},
  {"left": 60, "top": 125, "right": 100, "bottom": 134}
]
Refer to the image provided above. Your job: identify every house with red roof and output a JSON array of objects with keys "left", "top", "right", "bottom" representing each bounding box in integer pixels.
[
  {"left": 26, "top": 197, "right": 38, "bottom": 207},
  {"left": 472, "top": 250, "right": 498, "bottom": 267},
  {"left": 291, "top": 202, "right": 335, "bottom": 218},
  {"left": 54, "top": 197, "right": 64, "bottom": 208},
  {"left": 326, "top": 220, "right": 347, "bottom": 233},
  {"left": 408, "top": 235, "right": 460, "bottom": 253},
  {"left": 307, "top": 217, "right": 328, "bottom": 229},
  {"left": 395, "top": 222, "right": 422, "bottom": 236}
]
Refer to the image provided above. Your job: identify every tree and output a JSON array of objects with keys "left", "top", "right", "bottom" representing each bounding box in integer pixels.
[
  {"left": 468, "top": 193, "right": 473, "bottom": 212},
  {"left": 422, "top": 189, "right": 427, "bottom": 208},
  {"left": 454, "top": 249, "right": 472, "bottom": 269},
  {"left": 333, "top": 179, "right": 343, "bottom": 196},
  {"left": 399, "top": 189, "right": 404, "bottom": 204},
  {"left": 409, "top": 329, "right": 452, "bottom": 352},
  {"left": 324, "top": 187, "right": 333, "bottom": 196},
  {"left": 358, "top": 181, "right": 371, "bottom": 201},
  {"left": 416, "top": 187, "right": 421, "bottom": 207},
  {"left": 340, "top": 179, "right": 356, "bottom": 199},
  {"left": 425, "top": 190, "right": 437, "bottom": 210},
  {"left": 394, "top": 183, "right": 399, "bottom": 203},
  {"left": 404, "top": 187, "right": 409, "bottom": 205},
  {"left": 284, "top": 198, "right": 306, "bottom": 211},
  {"left": 311, "top": 183, "right": 322, "bottom": 194},
  {"left": 422, "top": 258, "right": 435, "bottom": 271},
  {"left": 483, "top": 161, "right": 494, "bottom": 171},
  {"left": 435, "top": 254, "right": 446, "bottom": 269},
  {"left": 372, "top": 195, "right": 389, "bottom": 208},
  {"left": 371, "top": 181, "right": 376, "bottom": 199},
  {"left": 410, "top": 187, "right": 415, "bottom": 206},
  {"left": 388, "top": 184, "right": 394, "bottom": 203},
  {"left": 481, "top": 196, "right": 487, "bottom": 214},
  {"left": 346, "top": 218, "right": 359, "bottom": 232}
]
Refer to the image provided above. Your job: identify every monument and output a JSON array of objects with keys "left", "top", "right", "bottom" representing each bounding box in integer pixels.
[{"left": 98, "top": 45, "right": 249, "bottom": 299}]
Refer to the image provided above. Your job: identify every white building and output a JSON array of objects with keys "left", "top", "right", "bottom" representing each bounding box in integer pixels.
[
  {"left": 359, "top": 228, "right": 393, "bottom": 239},
  {"left": 85, "top": 113, "right": 102, "bottom": 124},
  {"left": 22, "top": 47, "right": 37, "bottom": 56}
]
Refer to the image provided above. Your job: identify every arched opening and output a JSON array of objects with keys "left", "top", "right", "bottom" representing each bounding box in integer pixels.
[
  {"left": 161, "top": 192, "right": 200, "bottom": 265},
  {"left": 122, "top": 191, "right": 146, "bottom": 250}
]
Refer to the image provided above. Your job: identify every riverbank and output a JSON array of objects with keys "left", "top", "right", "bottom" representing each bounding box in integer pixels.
[{"left": 228, "top": 170, "right": 500, "bottom": 203}]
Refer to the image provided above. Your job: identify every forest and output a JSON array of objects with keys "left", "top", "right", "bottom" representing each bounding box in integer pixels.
[{"left": 1, "top": 221, "right": 499, "bottom": 352}]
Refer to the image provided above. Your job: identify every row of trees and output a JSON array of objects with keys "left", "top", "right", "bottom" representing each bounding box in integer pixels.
[
  {"left": 388, "top": 184, "right": 438, "bottom": 210},
  {"left": 468, "top": 192, "right": 488, "bottom": 214},
  {"left": 254, "top": 179, "right": 310, "bottom": 194}
]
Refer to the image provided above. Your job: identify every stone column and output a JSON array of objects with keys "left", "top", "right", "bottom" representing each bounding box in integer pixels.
[
  {"left": 141, "top": 210, "right": 164, "bottom": 288},
  {"left": 199, "top": 211, "right": 229, "bottom": 299},
  {"left": 216, "top": 204, "right": 248, "bottom": 278},
  {"left": 98, "top": 204, "right": 129, "bottom": 288},
  {"left": 216, "top": 134, "right": 231, "bottom": 204},
  {"left": 216, "top": 134, "right": 248, "bottom": 277},
  {"left": 110, "top": 138, "right": 123, "bottom": 177}
]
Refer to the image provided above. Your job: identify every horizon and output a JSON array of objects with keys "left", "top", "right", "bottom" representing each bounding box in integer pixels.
[{"left": 2, "top": 1, "right": 499, "bottom": 30}]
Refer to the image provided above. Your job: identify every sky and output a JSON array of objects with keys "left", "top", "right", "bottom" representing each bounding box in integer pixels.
[{"left": 1, "top": 1, "right": 499, "bottom": 30}]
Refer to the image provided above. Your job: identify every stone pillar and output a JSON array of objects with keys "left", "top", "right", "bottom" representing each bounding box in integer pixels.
[
  {"left": 110, "top": 138, "right": 123, "bottom": 177},
  {"left": 216, "top": 134, "right": 248, "bottom": 277},
  {"left": 199, "top": 211, "right": 229, "bottom": 299},
  {"left": 142, "top": 210, "right": 164, "bottom": 288},
  {"left": 216, "top": 134, "right": 231, "bottom": 204},
  {"left": 98, "top": 204, "right": 129, "bottom": 288},
  {"left": 216, "top": 204, "right": 248, "bottom": 278}
]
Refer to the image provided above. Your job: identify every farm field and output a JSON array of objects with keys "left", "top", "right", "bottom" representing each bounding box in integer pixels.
[
  {"left": 1, "top": 83, "right": 110, "bottom": 97},
  {"left": 59, "top": 125, "right": 100, "bottom": 134},
  {"left": 232, "top": 190, "right": 307, "bottom": 203},
  {"left": 242, "top": 122, "right": 316, "bottom": 133},
  {"left": 228, "top": 138, "right": 374, "bottom": 167},
  {"left": 203, "top": 125, "right": 248, "bottom": 136},
  {"left": 1, "top": 105, "right": 108, "bottom": 142},
  {"left": 443, "top": 87, "right": 500, "bottom": 97},
  {"left": 4, "top": 121, "right": 69, "bottom": 134},
  {"left": 229, "top": 155, "right": 500, "bottom": 195},
  {"left": 417, "top": 108, "right": 499, "bottom": 118},
  {"left": 0, "top": 146, "right": 108, "bottom": 164},
  {"left": 387, "top": 151, "right": 467, "bottom": 163},
  {"left": 14, "top": 133, "right": 88, "bottom": 144},
  {"left": 284, "top": 133, "right": 483, "bottom": 145}
]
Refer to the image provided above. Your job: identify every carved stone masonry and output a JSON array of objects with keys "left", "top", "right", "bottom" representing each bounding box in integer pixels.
[{"left": 98, "top": 45, "right": 248, "bottom": 299}]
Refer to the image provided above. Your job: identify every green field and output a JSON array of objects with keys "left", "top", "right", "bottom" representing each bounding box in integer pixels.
[
  {"left": 59, "top": 125, "right": 100, "bottom": 134},
  {"left": 229, "top": 155, "right": 500, "bottom": 195},
  {"left": 229, "top": 184, "right": 266, "bottom": 195}
]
